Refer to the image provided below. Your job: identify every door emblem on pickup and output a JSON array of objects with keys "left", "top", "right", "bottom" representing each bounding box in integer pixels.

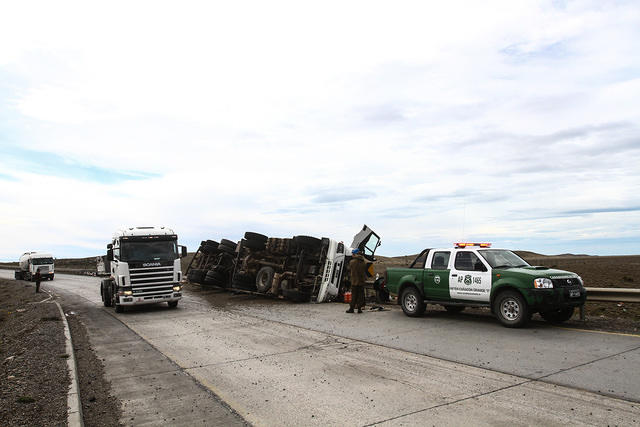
[
  {"left": 464, "top": 275, "right": 472, "bottom": 285},
  {"left": 434, "top": 275, "right": 441, "bottom": 285}
]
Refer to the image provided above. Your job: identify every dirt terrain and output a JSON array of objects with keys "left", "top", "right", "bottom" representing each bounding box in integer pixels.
[{"left": 0, "top": 279, "right": 68, "bottom": 426}]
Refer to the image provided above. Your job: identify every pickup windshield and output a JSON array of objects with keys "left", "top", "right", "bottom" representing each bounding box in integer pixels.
[
  {"left": 478, "top": 250, "right": 529, "bottom": 269},
  {"left": 121, "top": 241, "right": 178, "bottom": 262}
]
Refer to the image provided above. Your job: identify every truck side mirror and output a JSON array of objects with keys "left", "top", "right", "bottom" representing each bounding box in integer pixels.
[
  {"left": 180, "top": 246, "right": 187, "bottom": 258},
  {"left": 107, "top": 248, "right": 113, "bottom": 262},
  {"left": 107, "top": 243, "right": 113, "bottom": 249}
]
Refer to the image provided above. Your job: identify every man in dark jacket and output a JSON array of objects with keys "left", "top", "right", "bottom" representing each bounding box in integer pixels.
[
  {"left": 34, "top": 270, "right": 42, "bottom": 293},
  {"left": 347, "top": 248, "right": 367, "bottom": 314}
]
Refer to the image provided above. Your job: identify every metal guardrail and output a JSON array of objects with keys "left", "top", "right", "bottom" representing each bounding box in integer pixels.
[{"left": 585, "top": 287, "right": 640, "bottom": 303}]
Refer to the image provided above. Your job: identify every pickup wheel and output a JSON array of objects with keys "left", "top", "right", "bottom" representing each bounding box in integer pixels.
[
  {"left": 401, "top": 287, "right": 425, "bottom": 317},
  {"left": 168, "top": 301, "right": 178, "bottom": 308},
  {"left": 444, "top": 305, "right": 465, "bottom": 313},
  {"left": 493, "top": 290, "right": 530, "bottom": 328},
  {"left": 540, "top": 307, "right": 574, "bottom": 324}
]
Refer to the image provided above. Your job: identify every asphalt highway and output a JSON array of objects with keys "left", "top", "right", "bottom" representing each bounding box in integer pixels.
[{"left": 3, "top": 270, "right": 638, "bottom": 426}]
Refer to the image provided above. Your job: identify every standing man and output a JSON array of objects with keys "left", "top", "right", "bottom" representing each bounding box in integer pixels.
[
  {"left": 34, "top": 269, "right": 42, "bottom": 293},
  {"left": 347, "top": 248, "right": 367, "bottom": 314}
]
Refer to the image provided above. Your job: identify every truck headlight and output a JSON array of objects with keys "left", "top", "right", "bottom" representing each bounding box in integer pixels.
[
  {"left": 173, "top": 285, "right": 181, "bottom": 291},
  {"left": 124, "top": 290, "right": 133, "bottom": 296},
  {"left": 534, "top": 278, "right": 553, "bottom": 289}
]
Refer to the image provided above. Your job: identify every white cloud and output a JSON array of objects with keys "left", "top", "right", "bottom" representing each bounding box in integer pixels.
[{"left": 1, "top": 0, "right": 639, "bottom": 259}]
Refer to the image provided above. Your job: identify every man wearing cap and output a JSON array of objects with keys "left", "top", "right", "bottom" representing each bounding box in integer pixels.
[{"left": 347, "top": 248, "right": 367, "bottom": 314}]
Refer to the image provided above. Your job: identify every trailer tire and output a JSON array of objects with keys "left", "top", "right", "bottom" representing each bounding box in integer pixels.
[
  {"left": 293, "top": 235, "right": 321, "bottom": 249},
  {"left": 255, "top": 267, "right": 275, "bottom": 293},
  {"left": 401, "top": 287, "right": 425, "bottom": 317},
  {"left": 243, "top": 238, "right": 266, "bottom": 250},
  {"left": 540, "top": 306, "right": 574, "bottom": 324},
  {"left": 244, "top": 232, "right": 268, "bottom": 243},
  {"left": 218, "top": 244, "right": 235, "bottom": 254},
  {"left": 220, "top": 239, "right": 237, "bottom": 249}
]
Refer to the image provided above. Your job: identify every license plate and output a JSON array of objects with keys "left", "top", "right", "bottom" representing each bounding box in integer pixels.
[{"left": 569, "top": 289, "right": 580, "bottom": 298}]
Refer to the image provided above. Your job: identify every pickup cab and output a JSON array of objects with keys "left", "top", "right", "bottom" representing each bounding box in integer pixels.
[{"left": 385, "top": 243, "right": 586, "bottom": 327}]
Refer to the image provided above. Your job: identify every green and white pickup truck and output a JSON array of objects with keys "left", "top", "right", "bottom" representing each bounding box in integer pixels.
[{"left": 385, "top": 243, "right": 587, "bottom": 328}]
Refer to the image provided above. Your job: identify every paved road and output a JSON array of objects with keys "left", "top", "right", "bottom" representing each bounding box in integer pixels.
[{"left": 3, "top": 270, "right": 639, "bottom": 426}]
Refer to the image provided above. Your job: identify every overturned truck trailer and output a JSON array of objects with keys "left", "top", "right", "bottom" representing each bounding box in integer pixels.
[{"left": 187, "top": 225, "right": 380, "bottom": 302}]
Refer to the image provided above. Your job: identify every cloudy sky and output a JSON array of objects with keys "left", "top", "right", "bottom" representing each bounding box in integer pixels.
[{"left": 1, "top": 0, "right": 639, "bottom": 260}]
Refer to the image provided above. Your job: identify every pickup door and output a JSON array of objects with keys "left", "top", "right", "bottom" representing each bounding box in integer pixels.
[
  {"left": 448, "top": 251, "right": 491, "bottom": 302},
  {"left": 424, "top": 250, "right": 451, "bottom": 300}
]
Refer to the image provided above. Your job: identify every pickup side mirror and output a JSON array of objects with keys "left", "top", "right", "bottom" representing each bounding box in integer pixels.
[{"left": 180, "top": 245, "right": 187, "bottom": 258}]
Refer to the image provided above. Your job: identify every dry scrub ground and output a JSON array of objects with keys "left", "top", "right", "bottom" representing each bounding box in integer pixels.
[{"left": 0, "top": 279, "right": 68, "bottom": 426}]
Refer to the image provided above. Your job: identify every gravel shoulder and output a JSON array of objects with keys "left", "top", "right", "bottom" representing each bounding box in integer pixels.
[
  {"left": 66, "top": 312, "right": 122, "bottom": 427},
  {"left": 0, "top": 279, "right": 69, "bottom": 426}
]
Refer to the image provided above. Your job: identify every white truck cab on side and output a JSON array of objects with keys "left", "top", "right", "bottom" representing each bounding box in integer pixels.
[{"left": 100, "top": 226, "right": 187, "bottom": 313}]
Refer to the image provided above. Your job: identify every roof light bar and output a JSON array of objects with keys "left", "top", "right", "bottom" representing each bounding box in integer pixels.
[{"left": 455, "top": 242, "right": 492, "bottom": 248}]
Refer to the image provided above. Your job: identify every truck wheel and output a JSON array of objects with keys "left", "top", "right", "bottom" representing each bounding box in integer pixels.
[
  {"left": 244, "top": 232, "right": 268, "bottom": 243},
  {"left": 242, "top": 238, "right": 266, "bottom": 250},
  {"left": 103, "top": 282, "right": 113, "bottom": 307},
  {"left": 255, "top": 267, "right": 275, "bottom": 293},
  {"left": 49, "top": 275, "right": 54, "bottom": 281},
  {"left": 168, "top": 301, "right": 178, "bottom": 308},
  {"left": 494, "top": 290, "right": 530, "bottom": 328},
  {"left": 293, "top": 235, "right": 321, "bottom": 249},
  {"left": 401, "top": 287, "right": 425, "bottom": 317},
  {"left": 540, "top": 307, "right": 574, "bottom": 324},
  {"left": 220, "top": 239, "right": 237, "bottom": 250},
  {"left": 114, "top": 303, "right": 124, "bottom": 313},
  {"left": 444, "top": 305, "right": 465, "bottom": 313}
]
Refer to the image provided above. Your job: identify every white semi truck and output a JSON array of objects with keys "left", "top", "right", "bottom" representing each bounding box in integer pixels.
[
  {"left": 15, "top": 252, "right": 55, "bottom": 281},
  {"left": 100, "top": 227, "right": 187, "bottom": 312}
]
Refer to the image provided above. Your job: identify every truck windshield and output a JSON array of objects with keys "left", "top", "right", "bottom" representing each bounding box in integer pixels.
[
  {"left": 32, "top": 257, "right": 54, "bottom": 265},
  {"left": 121, "top": 241, "right": 178, "bottom": 262},
  {"left": 478, "top": 250, "right": 529, "bottom": 269}
]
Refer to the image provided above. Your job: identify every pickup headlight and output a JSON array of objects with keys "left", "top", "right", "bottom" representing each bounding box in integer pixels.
[
  {"left": 534, "top": 278, "right": 553, "bottom": 289},
  {"left": 173, "top": 285, "right": 181, "bottom": 291}
]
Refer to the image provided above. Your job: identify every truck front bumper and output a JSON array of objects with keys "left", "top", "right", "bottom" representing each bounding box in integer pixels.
[
  {"left": 526, "top": 287, "right": 586, "bottom": 311},
  {"left": 117, "top": 293, "right": 182, "bottom": 306}
]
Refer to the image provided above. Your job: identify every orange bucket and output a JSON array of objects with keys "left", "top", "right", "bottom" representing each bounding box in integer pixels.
[{"left": 344, "top": 291, "right": 352, "bottom": 303}]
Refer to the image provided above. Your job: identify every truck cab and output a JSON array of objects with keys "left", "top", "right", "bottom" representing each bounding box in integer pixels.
[
  {"left": 100, "top": 226, "right": 187, "bottom": 312},
  {"left": 16, "top": 252, "right": 55, "bottom": 281},
  {"left": 386, "top": 243, "right": 586, "bottom": 327}
]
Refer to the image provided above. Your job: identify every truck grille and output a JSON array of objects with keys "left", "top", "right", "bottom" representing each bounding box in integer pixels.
[{"left": 129, "top": 266, "right": 175, "bottom": 296}]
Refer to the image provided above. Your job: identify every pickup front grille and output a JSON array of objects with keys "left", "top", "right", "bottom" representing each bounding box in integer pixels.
[
  {"left": 129, "top": 266, "right": 175, "bottom": 296},
  {"left": 551, "top": 277, "right": 581, "bottom": 288}
]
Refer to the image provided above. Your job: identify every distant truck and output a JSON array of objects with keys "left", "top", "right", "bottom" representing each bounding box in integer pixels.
[
  {"left": 187, "top": 225, "right": 381, "bottom": 303},
  {"left": 386, "top": 243, "right": 587, "bottom": 328},
  {"left": 15, "top": 252, "right": 55, "bottom": 281},
  {"left": 100, "top": 227, "right": 187, "bottom": 312}
]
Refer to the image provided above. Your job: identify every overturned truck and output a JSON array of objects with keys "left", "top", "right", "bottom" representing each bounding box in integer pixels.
[{"left": 187, "top": 225, "right": 380, "bottom": 302}]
